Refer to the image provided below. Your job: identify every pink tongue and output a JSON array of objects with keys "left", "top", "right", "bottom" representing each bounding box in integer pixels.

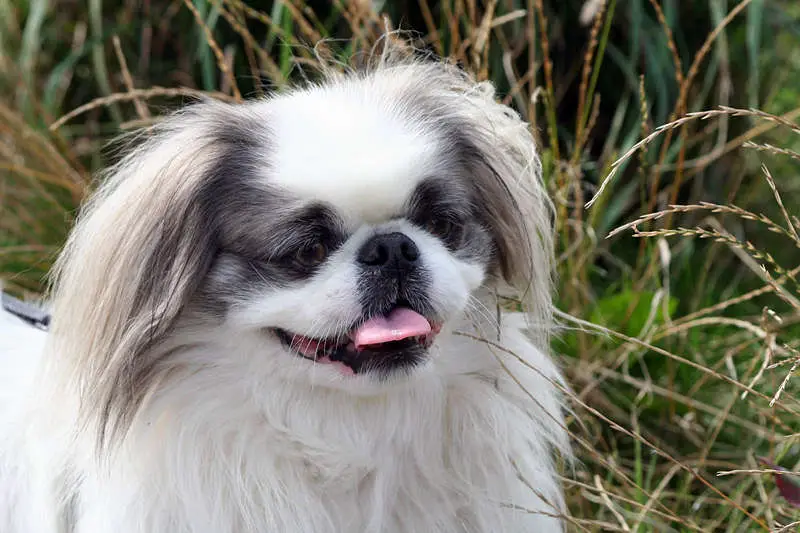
[{"left": 353, "top": 308, "right": 431, "bottom": 350}]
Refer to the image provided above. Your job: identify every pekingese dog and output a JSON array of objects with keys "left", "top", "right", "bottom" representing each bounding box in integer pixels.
[{"left": 0, "top": 39, "right": 569, "bottom": 532}]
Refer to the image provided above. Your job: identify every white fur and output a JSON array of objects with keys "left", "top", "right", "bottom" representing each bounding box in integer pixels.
[
  {"left": 267, "top": 90, "right": 440, "bottom": 226},
  {"left": 1, "top": 307, "right": 567, "bottom": 532},
  {"left": 0, "top": 43, "right": 569, "bottom": 533}
]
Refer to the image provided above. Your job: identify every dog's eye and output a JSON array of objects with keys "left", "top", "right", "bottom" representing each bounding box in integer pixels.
[
  {"left": 426, "top": 218, "right": 452, "bottom": 237},
  {"left": 425, "top": 217, "right": 464, "bottom": 248},
  {"left": 295, "top": 242, "right": 328, "bottom": 267}
]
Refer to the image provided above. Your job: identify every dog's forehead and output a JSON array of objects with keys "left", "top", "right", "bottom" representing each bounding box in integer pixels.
[{"left": 265, "top": 87, "right": 441, "bottom": 225}]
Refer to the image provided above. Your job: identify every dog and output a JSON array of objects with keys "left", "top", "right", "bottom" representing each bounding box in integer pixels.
[{"left": 0, "top": 41, "right": 569, "bottom": 532}]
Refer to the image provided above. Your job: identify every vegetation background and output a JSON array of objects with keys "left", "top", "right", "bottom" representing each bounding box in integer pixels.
[{"left": 1, "top": 0, "right": 799, "bottom": 530}]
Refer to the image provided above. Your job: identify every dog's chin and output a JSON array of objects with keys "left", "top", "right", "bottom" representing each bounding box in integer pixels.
[{"left": 272, "top": 305, "right": 443, "bottom": 382}]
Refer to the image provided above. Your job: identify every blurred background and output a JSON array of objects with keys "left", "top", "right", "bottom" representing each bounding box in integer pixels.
[{"left": 1, "top": 0, "right": 799, "bottom": 530}]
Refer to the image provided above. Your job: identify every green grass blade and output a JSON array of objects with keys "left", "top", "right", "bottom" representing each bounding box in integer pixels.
[
  {"left": 195, "top": 0, "right": 221, "bottom": 92},
  {"left": 746, "top": 0, "right": 765, "bottom": 109},
  {"left": 17, "top": 0, "right": 48, "bottom": 117}
]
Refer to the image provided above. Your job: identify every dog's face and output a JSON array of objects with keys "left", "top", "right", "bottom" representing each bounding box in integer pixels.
[
  {"left": 50, "top": 55, "right": 553, "bottom": 438},
  {"left": 198, "top": 87, "right": 505, "bottom": 384}
]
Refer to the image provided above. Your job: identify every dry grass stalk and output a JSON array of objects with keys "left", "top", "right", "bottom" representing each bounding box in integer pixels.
[
  {"left": 280, "top": 0, "right": 321, "bottom": 43},
  {"left": 744, "top": 141, "right": 800, "bottom": 162},
  {"left": 660, "top": 106, "right": 800, "bottom": 175},
  {"left": 740, "top": 308, "right": 778, "bottom": 400},
  {"left": 181, "top": 0, "right": 242, "bottom": 101},
  {"left": 533, "top": 0, "right": 559, "bottom": 167},
  {"left": 717, "top": 469, "right": 800, "bottom": 477},
  {"left": 645, "top": 0, "right": 752, "bottom": 218},
  {"left": 224, "top": 0, "right": 296, "bottom": 43},
  {"left": 213, "top": 0, "right": 283, "bottom": 84},
  {"left": 574, "top": 0, "right": 607, "bottom": 146},
  {"left": 416, "top": 0, "right": 442, "bottom": 55},
  {"left": 647, "top": 0, "right": 683, "bottom": 86},
  {"left": 591, "top": 367, "right": 779, "bottom": 438},
  {"left": 589, "top": 104, "right": 800, "bottom": 209},
  {"left": 723, "top": 106, "right": 800, "bottom": 135},
  {"left": 112, "top": 35, "right": 149, "bottom": 120},
  {"left": 775, "top": 521, "right": 800, "bottom": 533},
  {"left": 609, "top": 201, "right": 800, "bottom": 245},
  {"left": 593, "top": 475, "right": 631, "bottom": 532},
  {"left": 761, "top": 163, "right": 800, "bottom": 242},
  {"left": 771, "top": 358, "right": 799, "bottom": 407},
  {"left": 562, "top": 474, "right": 697, "bottom": 527},
  {"left": 625, "top": 226, "right": 796, "bottom": 289},
  {"left": 555, "top": 310, "right": 800, "bottom": 414},
  {"left": 49, "top": 87, "right": 238, "bottom": 131}
]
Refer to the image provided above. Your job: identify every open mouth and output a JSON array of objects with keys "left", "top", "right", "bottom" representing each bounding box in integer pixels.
[{"left": 275, "top": 307, "right": 440, "bottom": 376}]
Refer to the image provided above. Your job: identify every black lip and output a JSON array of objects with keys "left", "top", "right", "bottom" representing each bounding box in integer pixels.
[
  {"left": 328, "top": 337, "right": 427, "bottom": 377},
  {"left": 274, "top": 311, "right": 432, "bottom": 377}
]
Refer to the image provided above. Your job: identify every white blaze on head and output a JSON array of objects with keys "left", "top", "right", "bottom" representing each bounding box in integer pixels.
[{"left": 266, "top": 85, "right": 440, "bottom": 226}]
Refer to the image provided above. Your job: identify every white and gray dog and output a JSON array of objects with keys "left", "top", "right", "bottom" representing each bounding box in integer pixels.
[{"left": 0, "top": 40, "right": 569, "bottom": 532}]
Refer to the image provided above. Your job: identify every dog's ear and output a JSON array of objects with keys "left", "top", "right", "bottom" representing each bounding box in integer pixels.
[
  {"left": 400, "top": 62, "right": 554, "bottom": 346},
  {"left": 47, "top": 101, "right": 264, "bottom": 448},
  {"left": 463, "top": 108, "right": 554, "bottom": 347},
  {"left": 467, "top": 143, "right": 547, "bottom": 295}
]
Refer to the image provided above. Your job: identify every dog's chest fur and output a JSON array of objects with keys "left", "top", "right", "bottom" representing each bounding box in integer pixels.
[{"left": 71, "top": 366, "right": 560, "bottom": 533}]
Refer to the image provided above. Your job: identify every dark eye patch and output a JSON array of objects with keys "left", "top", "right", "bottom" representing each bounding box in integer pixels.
[
  {"left": 406, "top": 178, "right": 473, "bottom": 250},
  {"left": 192, "top": 118, "right": 349, "bottom": 314},
  {"left": 266, "top": 204, "right": 345, "bottom": 279},
  {"left": 200, "top": 202, "right": 346, "bottom": 313},
  {"left": 406, "top": 177, "right": 494, "bottom": 265}
]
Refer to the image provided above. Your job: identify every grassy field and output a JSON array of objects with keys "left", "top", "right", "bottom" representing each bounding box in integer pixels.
[{"left": 2, "top": 0, "right": 800, "bottom": 530}]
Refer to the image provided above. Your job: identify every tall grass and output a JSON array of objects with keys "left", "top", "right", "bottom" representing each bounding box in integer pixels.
[{"left": 1, "top": 1, "right": 799, "bottom": 530}]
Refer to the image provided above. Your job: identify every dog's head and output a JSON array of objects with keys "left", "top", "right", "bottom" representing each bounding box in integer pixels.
[{"left": 48, "top": 44, "right": 553, "bottom": 443}]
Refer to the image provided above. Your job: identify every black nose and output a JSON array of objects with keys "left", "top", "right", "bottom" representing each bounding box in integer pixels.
[{"left": 358, "top": 232, "right": 420, "bottom": 270}]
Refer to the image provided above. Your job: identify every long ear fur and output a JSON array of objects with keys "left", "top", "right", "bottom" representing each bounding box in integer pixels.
[
  {"left": 45, "top": 101, "right": 262, "bottom": 449},
  {"left": 460, "top": 98, "right": 554, "bottom": 349}
]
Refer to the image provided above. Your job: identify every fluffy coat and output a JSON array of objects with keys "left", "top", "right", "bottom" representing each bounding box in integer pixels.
[{"left": 0, "top": 40, "right": 569, "bottom": 532}]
